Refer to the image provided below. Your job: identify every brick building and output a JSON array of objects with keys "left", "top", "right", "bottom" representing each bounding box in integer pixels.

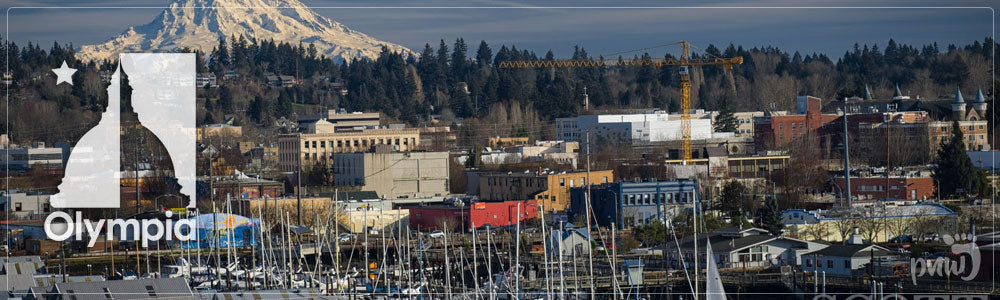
[
  {"left": 754, "top": 96, "right": 839, "bottom": 150},
  {"left": 477, "top": 169, "right": 614, "bottom": 212},
  {"left": 831, "top": 176, "right": 935, "bottom": 202}
]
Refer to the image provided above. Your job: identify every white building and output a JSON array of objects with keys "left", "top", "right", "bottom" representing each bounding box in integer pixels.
[
  {"left": 556, "top": 110, "right": 714, "bottom": 143},
  {"left": 196, "top": 73, "right": 218, "bottom": 88},
  {"left": 0, "top": 145, "right": 67, "bottom": 172},
  {"left": 733, "top": 111, "right": 769, "bottom": 137},
  {"left": 548, "top": 228, "right": 593, "bottom": 257},
  {"left": 0, "top": 192, "right": 51, "bottom": 219},
  {"left": 801, "top": 243, "right": 895, "bottom": 276},
  {"left": 662, "top": 227, "right": 826, "bottom": 269}
]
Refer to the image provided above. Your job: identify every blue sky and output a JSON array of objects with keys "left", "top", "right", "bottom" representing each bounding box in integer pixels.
[{"left": 0, "top": 0, "right": 994, "bottom": 58}]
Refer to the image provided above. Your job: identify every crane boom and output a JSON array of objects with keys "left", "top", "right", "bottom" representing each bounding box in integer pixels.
[{"left": 497, "top": 41, "right": 742, "bottom": 162}]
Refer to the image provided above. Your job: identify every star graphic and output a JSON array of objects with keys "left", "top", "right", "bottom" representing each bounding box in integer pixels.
[{"left": 52, "top": 60, "right": 76, "bottom": 85}]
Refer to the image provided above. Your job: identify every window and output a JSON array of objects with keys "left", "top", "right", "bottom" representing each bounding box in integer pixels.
[
  {"left": 303, "top": 141, "right": 309, "bottom": 148},
  {"left": 569, "top": 179, "right": 575, "bottom": 187},
  {"left": 320, "top": 141, "right": 325, "bottom": 148},
  {"left": 14, "top": 203, "right": 21, "bottom": 212},
  {"left": 560, "top": 178, "right": 565, "bottom": 186},
  {"left": 827, "top": 260, "right": 833, "bottom": 268},
  {"left": 844, "top": 260, "right": 850, "bottom": 268},
  {"left": 580, "top": 178, "right": 586, "bottom": 185},
  {"left": 311, "top": 141, "right": 317, "bottom": 148},
  {"left": 806, "top": 259, "right": 812, "bottom": 267},
  {"left": 603, "top": 176, "right": 609, "bottom": 183}
]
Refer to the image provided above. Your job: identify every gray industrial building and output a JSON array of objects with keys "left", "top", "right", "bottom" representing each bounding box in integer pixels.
[{"left": 332, "top": 151, "right": 450, "bottom": 199}]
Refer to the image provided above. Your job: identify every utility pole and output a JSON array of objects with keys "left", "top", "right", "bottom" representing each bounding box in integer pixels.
[
  {"left": 296, "top": 142, "right": 302, "bottom": 226},
  {"left": 843, "top": 98, "right": 852, "bottom": 207},
  {"left": 584, "top": 131, "right": 595, "bottom": 298}
]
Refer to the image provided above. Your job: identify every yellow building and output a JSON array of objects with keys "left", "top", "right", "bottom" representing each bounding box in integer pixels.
[
  {"left": 781, "top": 204, "right": 957, "bottom": 243},
  {"left": 197, "top": 124, "right": 243, "bottom": 141},
  {"left": 277, "top": 128, "right": 421, "bottom": 172},
  {"left": 478, "top": 169, "right": 614, "bottom": 212},
  {"left": 487, "top": 137, "right": 530, "bottom": 148}
]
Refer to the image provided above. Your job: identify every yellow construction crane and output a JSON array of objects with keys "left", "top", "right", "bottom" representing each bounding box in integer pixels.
[{"left": 498, "top": 41, "right": 742, "bottom": 162}]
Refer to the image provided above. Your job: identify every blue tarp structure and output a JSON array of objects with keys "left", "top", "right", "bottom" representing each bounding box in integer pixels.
[{"left": 180, "top": 213, "right": 261, "bottom": 249}]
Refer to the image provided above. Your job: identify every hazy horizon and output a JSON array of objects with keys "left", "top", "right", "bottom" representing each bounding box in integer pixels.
[{"left": 0, "top": 0, "right": 994, "bottom": 59}]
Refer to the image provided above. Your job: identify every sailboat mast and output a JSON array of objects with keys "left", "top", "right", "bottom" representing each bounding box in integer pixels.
[{"left": 514, "top": 203, "right": 521, "bottom": 299}]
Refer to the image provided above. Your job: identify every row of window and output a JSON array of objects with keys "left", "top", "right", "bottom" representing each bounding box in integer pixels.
[
  {"left": 805, "top": 258, "right": 849, "bottom": 269},
  {"left": 303, "top": 137, "right": 415, "bottom": 149},
  {"left": 777, "top": 122, "right": 806, "bottom": 130},
  {"left": 622, "top": 192, "right": 689, "bottom": 206},
  {"left": 935, "top": 124, "right": 987, "bottom": 132}
]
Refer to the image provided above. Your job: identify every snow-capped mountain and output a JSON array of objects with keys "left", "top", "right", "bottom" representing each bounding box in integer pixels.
[{"left": 77, "top": 0, "right": 413, "bottom": 63}]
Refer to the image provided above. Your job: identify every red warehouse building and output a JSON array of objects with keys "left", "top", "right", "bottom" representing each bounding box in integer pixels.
[
  {"left": 832, "top": 176, "right": 935, "bottom": 202},
  {"left": 408, "top": 200, "right": 538, "bottom": 231}
]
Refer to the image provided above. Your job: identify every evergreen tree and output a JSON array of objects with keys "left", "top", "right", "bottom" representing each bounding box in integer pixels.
[
  {"left": 465, "top": 146, "right": 481, "bottom": 168},
  {"left": 757, "top": 197, "right": 784, "bottom": 235},
  {"left": 475, "top": 40, "right": 493, "bottom": 67},
  {"left": 451, "top": 38, "right": 468, "bottom": 80},
  {"left": 276, "top": 89, "right": 294, "bottom": 117},
  {"left": 217, "top": 86, "right": 235, "bottom": 113},
  {"left": 718, "top": 180, "right": 747, "bottom": 218},
  {"left": 714, "top": 98, "right": 739, "bottom": 132},
  {"left": 933, "top": 120, "right": 988, "bottom": 197}
]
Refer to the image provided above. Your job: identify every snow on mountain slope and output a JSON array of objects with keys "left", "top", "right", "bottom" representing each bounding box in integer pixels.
[{"left": 77, "top": 0, "right": 413, "bottom": 63}]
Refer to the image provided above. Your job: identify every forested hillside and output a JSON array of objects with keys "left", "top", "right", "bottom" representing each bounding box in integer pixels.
[{"left": 1, "top": 35, "right": 995, "bottom": 145}]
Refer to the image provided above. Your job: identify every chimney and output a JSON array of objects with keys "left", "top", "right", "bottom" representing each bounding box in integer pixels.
[{"left": 847, "top": 227, "right": 864, "bottom": 245}]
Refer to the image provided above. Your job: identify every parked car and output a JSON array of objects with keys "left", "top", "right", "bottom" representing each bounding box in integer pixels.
[
  {"left": 427, "top": 230, "right": 445, "bottom": 238},
  {"left": 338, "top": 233, "right": 356, "bottom": 242}
]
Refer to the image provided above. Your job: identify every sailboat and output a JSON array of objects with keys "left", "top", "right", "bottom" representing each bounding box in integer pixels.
[{"left": 705, "top": 241, "right": 727, "bottom": 300}]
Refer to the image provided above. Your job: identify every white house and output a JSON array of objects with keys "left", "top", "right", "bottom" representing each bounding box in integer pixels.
[
  {"left": 662, "top": 227, "right": 827, "bottom": 269},
  {"left": 0, "top": 192, "right": 51, "bottom": 219},
  {"left": 549, "top": 228, "right": 593, "bottom": 257},
  {"left": 801, "top": 243, "right": 894, "bottom": 276}
]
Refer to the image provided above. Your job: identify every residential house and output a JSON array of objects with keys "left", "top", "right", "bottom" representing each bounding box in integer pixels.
[
  {"left": 0, "top": 192, "right": 50, "bottom": 219},
  {"left": 801, "top": 242, "right": 895, "bottom": 276},
  {"left": 662, "top": 227, "right": 826, "bottom": 269},
  {"left": 548, "top": 228, "right": 593, "bottom": 257},
  {"left": 196, "top": 72, "right": 218, "bottom": 88},
  {"left": 267, "top": 75, "right": 296, "bottom": 87}
]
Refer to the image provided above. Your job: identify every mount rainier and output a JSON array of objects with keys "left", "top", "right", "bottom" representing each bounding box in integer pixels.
[{"left": 77, "top": 0, "right": 413, "bottom": 63}]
